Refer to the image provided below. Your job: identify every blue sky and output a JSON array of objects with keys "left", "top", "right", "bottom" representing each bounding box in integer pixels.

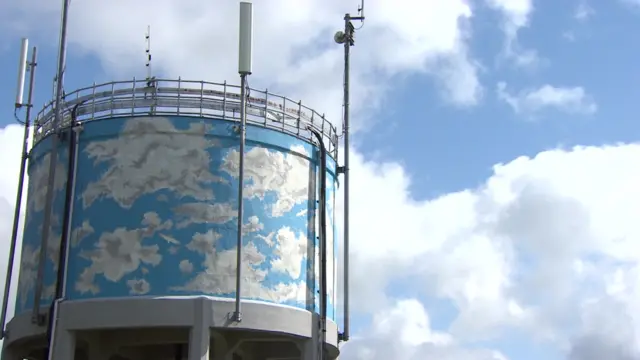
[{"left": 3, "top": 0, "right": 640, "bottom": 359}]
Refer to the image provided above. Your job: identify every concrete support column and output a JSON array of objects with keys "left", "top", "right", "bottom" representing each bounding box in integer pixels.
[
  {"left": 49, "top": 330, "right": 76, "bottom": 360},
  {"left": 188, "top": 298, "right": 211, "bottom": 360},
  {"left": 300, "top": 313, "right": 319, "bottom": 360}
]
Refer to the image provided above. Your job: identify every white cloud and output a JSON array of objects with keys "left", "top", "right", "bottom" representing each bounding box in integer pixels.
[
  {"left": 0, "top": 1, "right": 638, "bottom": 359},
  {"left": 484, "top": 0, "right": 542, "bottom": 68},
  {"left": 620, "top": 0, "right": 640, "bottom": 8},
  {"left": 0, "top": 124, "right": 30, "bottom": 326},
  {"left": 340, "top": 299, "right": 508, "bottom": 360},
  {"left": 1, "top": 0, "right": 482, "bottom": 113},
  {"left": 574, "top": 2, "right": 595, "bottom": 22},
  {"left": 497, "top": 82, "right": 597, "bottom": 115},
  {"left": 6, "top": 121, "right": 640, "bottom": 358}
]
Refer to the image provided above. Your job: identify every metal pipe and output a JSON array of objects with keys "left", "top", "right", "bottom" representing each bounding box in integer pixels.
[
  {"left": 60, "top": 122, "right": 81, "bottom": 299},
  {"left": 45, "top": 108, "right": 78, "bottom": 360},
  {"left": 341, "top": 13, "right": 352, "bottom": 342},
  {"left": 0, "top": 46, "right": 38, "bottom": 339},
  {"left": 309, "top": 128, "right": 327, "bottom": 360},
  {"left": 45, "top": 298, "right": 62, "bottom": 360},
  {"left": 33, "top": 0, "right": 71, "bottom": 325},
  {"left": 234, "top": 73, "right": 248, "bottom": 322}
]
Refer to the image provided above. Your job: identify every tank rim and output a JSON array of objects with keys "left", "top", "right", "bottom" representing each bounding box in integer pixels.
[{"left": 32, "top": 78, "right": 339, "bottom": 158}]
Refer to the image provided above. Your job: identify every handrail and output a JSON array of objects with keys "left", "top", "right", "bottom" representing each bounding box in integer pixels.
[{"left": 33, "top": 78, "right": 339, "bottom": 158}]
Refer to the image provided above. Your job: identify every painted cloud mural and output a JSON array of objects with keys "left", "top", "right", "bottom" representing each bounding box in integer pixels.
[{"left": 16, "top": 116, "right": 338, "bottom": 320}]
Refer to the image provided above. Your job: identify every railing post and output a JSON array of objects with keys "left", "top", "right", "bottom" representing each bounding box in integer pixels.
[
  {"left": 177, "top": 77, "right": 182, "bottom": 116},
  {"left": 91, "top": 82, "right": 96, "bottom": 119},
  {"left": 222, "top": 81, "right": 227, "bottom": 120},
  {"left": 132, "top": 77, "right": 136, "bottom": 116},
  {"left": 297, "top": 101, "right": 302, "bottom": 136},
  {"left": 264, "top": 89, "right": 269, "bottom": 126},
  {"left": 200, "top": 81, "right": 204, "bottom": 117},
  {"left": 109, "top": 82, "right": 114, "bottom": 117}
]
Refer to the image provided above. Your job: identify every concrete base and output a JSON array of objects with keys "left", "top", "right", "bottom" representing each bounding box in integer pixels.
[{"left": 2, "top": 297, "right": 339, "bottom": 360}]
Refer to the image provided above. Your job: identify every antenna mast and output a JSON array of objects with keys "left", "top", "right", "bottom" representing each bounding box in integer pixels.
[
  {"left": 234, "top": 0, "right": 253, "bottom": 324},
  {"left": 334, "top": 0, "right": 365, "bottom": 345}
]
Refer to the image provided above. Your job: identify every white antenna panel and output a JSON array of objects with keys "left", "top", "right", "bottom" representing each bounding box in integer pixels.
[
  {"left": 15, "top": 38, "right": 29, "bottom": 107},
  {"left": 238, "top": 1, "right": 253, "bottom": 74}
]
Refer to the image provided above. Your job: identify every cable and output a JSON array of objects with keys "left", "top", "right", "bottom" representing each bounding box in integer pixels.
[{"left": 14, "top": 108, "right": 27, "bottom": 125}]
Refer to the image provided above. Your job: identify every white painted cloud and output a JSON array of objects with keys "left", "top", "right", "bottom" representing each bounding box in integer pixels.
[
  {"left": 176, "top": 229, "right": 308, "bottom": 304},
  {"left": 497, "top": 82, "right": 597, "bottom": 115},
  {"left": 82, "top": 117, "right": 225, "bottom": 209},
  {"left": 221, "top": 145, "right": 311, "bottom": 217},
  {"left": 126, "top": 278, "right": 151, "bottom": 295},
  {"left": 269, "top": 227, "right": 308, "bottom": 280},
  {"left": 75, "top": 212, "right": 167, "bottom": 294},
  {"left": 179, "top": 260, "right": 193, "bottom": 275}
]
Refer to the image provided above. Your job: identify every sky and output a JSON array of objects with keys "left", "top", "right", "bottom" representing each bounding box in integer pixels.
[{"left": 1, "top": 0, "right": 640, "bottom": 359}]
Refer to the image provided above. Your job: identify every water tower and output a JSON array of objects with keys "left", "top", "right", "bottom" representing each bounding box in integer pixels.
[{"left": 0, "top": 1, "right": 366, "bottom": 359}]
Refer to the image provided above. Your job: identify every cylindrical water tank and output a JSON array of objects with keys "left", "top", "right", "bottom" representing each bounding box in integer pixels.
[
  {"left": 7, "top": 80, "right": 341, "bottom": 360},
  {"left": 17, "top": 115, "right": 338, "bottom": 318}
]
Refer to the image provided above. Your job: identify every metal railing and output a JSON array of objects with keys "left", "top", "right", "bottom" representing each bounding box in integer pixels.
[{"left": 33, "top": 78, "right": 339, "bottom": 157}]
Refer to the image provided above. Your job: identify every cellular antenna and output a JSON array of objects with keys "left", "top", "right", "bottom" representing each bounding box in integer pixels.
[
  {"left": 15, "top": 38, "right": 29, "bottom": 108},
  {"left": 238, "top": 2, "right": 253, "bottom": 75}
]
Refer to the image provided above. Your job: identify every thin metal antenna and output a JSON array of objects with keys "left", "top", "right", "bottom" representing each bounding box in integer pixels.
[
  {"left": 34, "top": 0, "right": 71, "bottom": 327},
  {"left": 335, "top": 0, "right": 365, "bottom": 344},
  {"left": 145, "top": 25, "right": 153, "bottom": 86}
]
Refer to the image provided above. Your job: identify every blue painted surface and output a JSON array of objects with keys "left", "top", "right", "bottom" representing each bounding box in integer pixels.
[
  {"left": 15, "top": 116, "right": 338, "bottom": 320},
  {"left": 15, "top": 134, "right": 69, "bottom": 315}
]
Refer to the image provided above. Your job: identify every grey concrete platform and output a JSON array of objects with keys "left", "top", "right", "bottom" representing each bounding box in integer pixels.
[{"left": 2, "top": 297, "right": 339, "bottom": 360}]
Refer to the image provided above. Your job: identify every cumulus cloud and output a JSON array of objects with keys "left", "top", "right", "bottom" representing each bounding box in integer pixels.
[
  {"left": 6, "top": 115, "right": 640, "bottom": 358},
  {"left": 1, "top": 0, "right": 483, "bottom": 116},
  {"left": 497, "top": 82, "right": 597, "bottom": 116},
  {"left": 1, "top": 1, "right": 640, "bottom": 360},
  {"left": 574, "top": 2, "right": 595, "bottom": 22},
  {"left": 340, "top": 299, "right": 507, "bottom": 360},
  {"left": 484, "top": 0, "right": 541, "bottom": 67}
]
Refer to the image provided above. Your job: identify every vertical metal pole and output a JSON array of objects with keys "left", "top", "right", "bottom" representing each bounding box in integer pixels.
[
  {"left": 0, "top": 46, "right": 38, "bottom": 339},
  {"left": 33, "top": 0, "right": 71, "bottom": 325},
  {"left": 342, "top": 14, "right": 352, "bottom": 342},
  {"left": 309, "top": 128, "right": 327, "bottom": 360},
  {"left": 234, "top": 74, "right": 248, "bottom": 322}
]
